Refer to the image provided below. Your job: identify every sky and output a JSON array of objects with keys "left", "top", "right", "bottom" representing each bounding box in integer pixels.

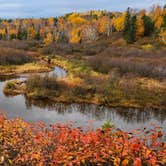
[{"left": 0, "top": 0, "right": 165, "bottom": 18}]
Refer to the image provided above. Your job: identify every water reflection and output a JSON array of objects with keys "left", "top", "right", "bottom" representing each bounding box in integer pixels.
[{"left": 25, "top": 98, "right": 166, "bottom": 124}]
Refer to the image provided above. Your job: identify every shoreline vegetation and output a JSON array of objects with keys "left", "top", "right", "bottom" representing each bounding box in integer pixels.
[
  {"left": 3, "top": 56, "right": 166, "bottom": 110},
  {"left": 0, "top": 62, "right": 53, "bottom": 77}
]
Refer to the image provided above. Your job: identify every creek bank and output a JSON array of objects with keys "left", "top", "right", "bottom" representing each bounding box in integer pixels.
[
  {"left": 0, "top": 63, "right": 53, "bottom": 77},
  {"left": 24, "top": 92, "right": 165, "bottom": 110},
  {"left": 4, "top": 78, "right": 166, "bottom": 111},
  {"left": 3, "top": 80, "right": 26, "bottom": 96},
  {"left": 2, "top": 58, "right": 166, "bottom": 111}
]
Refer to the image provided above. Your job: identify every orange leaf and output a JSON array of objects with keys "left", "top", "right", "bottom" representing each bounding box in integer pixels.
[
  {"left": 122, "top": 159, "right": 129, "bottom": 166},
  {"left": 134, "top": 158, "right": 142, "bottom": 166}
]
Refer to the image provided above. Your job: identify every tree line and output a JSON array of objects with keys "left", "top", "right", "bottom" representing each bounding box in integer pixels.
[{"left": 0, "top": 5, "right": 166, "bottom": 45}]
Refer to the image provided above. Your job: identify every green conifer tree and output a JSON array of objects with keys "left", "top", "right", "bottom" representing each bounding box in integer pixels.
[
  {"left": 123, "top": 8, "right": 137, "bottom": 43},
  {"left": 142, "top": 15, "right": 154, "bottom": 36}
]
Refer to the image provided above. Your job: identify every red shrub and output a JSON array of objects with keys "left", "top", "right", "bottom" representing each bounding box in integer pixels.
[{"left": 0, "top": 113, "right": 165, "bottom": 165}]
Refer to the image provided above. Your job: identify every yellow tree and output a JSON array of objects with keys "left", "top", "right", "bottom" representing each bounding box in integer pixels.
[
  {"left": 48, "top": 18, "right": 55, "bottom": 26},
  {"left": 150, "top": 5, "right": 163, "bottom": 29},
  {"left": 69, "top": 27, "right": 81, "bottom": 43},
  {"left": 68, "top": 13, "right": 87, "bottom": 26},
  {"left": 98, "top": 16, "right": 112, "bottom": 36},
  {"left": 43, "top": 33, "right": 53, "bottom": 46},
  {"left": 0, "top": 29, "right": 6, "bottom": 39},
  {"left": 136, "top": 10, "right": 146, "bottom": 37},
  {"left": 112, "top": 12, "right": 126, "bottom": 32},
  {"left": 67, "top": 13, "right": 89, "bottom": 43},
  {"left": 136, "top": 17, "right": 144, "bottom": 37},
  {"left": 27, "top": 26, "right": 36, "bottom": 40},
  {"left": 9, "top": 29, "right": 17, "bottom": 39}
]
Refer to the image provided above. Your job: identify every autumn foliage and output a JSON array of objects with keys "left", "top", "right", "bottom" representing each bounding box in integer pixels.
[
  {"left": 0, "top": 5, "right": 166, "bottom": 44},
  {"left": 0, "top": 113, "right": 165, "bottom": 165}
]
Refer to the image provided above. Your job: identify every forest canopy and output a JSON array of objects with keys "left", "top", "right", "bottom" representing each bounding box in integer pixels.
[{"left": 0, "top": 5, "right": 166, "bottom": 45}]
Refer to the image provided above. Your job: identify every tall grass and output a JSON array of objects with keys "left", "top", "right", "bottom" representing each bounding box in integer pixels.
[{"left": 26, "top": 75, "right": 60, "bottom": 90}]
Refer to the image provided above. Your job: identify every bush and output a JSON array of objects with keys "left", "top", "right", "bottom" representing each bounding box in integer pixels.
[
  {"left": 88, "top": 46, "right": 166, "bottom": 79},
  {"left": 71, "top": 85, "right": 93, "bottom": 98},
  {"left": 40, "top": 41, "right": 107, "bottom": 56},
  {"left": 0, "top": 114, "right": 165, "bottom": 165},
  {"left": 0, "top": 40, "right": 39, "bottom": 51},
  {"left": 4, "top": 81, "right": 16, "bottom": 90},
  {"left": 102, "top": 120, "right": 114, "bottom": 129},
  {"left": 0, "top": 48, "right": 34, "bottom": 65},
  {"left": 26, "top": 75, "right": 60, "bottom": 90},
  {"left": 40, "top": 43, "right": 74, "bottom": 55}
]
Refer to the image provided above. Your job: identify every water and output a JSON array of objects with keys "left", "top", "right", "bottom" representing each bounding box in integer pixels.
[{"left": 0, "top": 67, "right": 165, "bottom": 132}]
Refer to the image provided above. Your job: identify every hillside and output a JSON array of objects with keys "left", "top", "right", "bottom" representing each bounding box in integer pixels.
[{"left": 0, "top": 5, "right": 166, "bottom": 46}]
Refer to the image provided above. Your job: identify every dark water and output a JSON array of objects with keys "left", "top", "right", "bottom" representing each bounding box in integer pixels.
[{"left": 0, "top": 67, "right": 166, "bottom": 132}]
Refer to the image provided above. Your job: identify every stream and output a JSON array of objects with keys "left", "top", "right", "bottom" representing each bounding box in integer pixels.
[{"left": 0, "top": 67, "right": 166, "bottom": 132}]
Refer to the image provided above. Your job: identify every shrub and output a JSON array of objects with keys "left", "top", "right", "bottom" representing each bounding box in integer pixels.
[
  {"left": 0, "top": 48, "right": 34, "bottom": 65},
  {"left": 71, "top": 85, "right": 91, "bottom": 98},
  {"left": 26, "top": 75, "right": 59, "bottom": 90},
  {"left": 40, "top": 43, "right": 74, "bottom": 55},
  {"left": 40, "top": 41, "right": 107, "bottom": 56},
  {"left": 102, "top": 120, "right": 114, "bottom": 129},
  {"left": 88, "top": 46, "right": 166, "bottom": 79},
  {"left": 4, "top": 81, "right": 16, "bottom": 90},
  {"left": 0, "top": 40, "right": 39, "bottom": 51},
  {"left": 0, "top": 113, "right": 165, "bottom": 165}
]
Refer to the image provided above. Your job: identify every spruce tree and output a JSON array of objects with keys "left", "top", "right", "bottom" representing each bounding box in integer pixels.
[
  {"left": 123, "top": 8, "right": 130, "bottom": 42},
  {"left": 123, "top": 8, "right": 137, "bottom": 43},
  {"left": 17, "top": 26, "right": 22, "bottom": 40},
  {"left": 142, "top": 15, "right": 154, "bottom": 36},
  {"left": 17, "top": 26, "right": 27, "bottom": 40},
  {"left": 35, "top": 29, "right": 40, "bottom": 40},
  {"left": 130, "top": 15, "right": 137, "bottom": 42}
]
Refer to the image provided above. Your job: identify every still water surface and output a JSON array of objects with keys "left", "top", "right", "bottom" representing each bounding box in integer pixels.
[{"left": 0, "top": 67, "right": 165, "bottom": 132}]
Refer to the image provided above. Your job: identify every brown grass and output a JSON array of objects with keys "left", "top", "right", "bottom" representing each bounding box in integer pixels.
[{"left": 0, "top": 48, "right": 35, "bottom": 65}]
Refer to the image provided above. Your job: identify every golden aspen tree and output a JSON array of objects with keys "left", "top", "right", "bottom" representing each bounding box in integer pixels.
[
  {"left": 9, "top": 29, "right": 17, "bottom": 39},
  {"left": 136, "top": 9, "right": 146, "bottom": 37},
  {"left": 68, "top": 13, "right": 87, "bottom": 26},
  {"left": 0, "top": 29, "right": 6, "bottom": 39},
  {"left": 98, "top": 16, "right": 111, "bottom": 36},
  {"left": 43, "top": 32, "right": 53, "bottom": 45},
  {"left": 112, "top": 12, "right": 126, "bottom": 32},
  {"left": 48, "top": 18, "right": 55, "bottom": 27},
  {"left": 27, "top": 26, "right": 36, "bottom": 40},
  {"left": 151, "top": 5, "right": 163, "bottom": 29},
  {"left": 136, "top": 17, "right": 144, "bottom": 37},
  {"left": 70, "top": 28, "right": 81, "bottom": 43},
  {"left": 155, "top": 16, "right": 164, "bottom": 29}
]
